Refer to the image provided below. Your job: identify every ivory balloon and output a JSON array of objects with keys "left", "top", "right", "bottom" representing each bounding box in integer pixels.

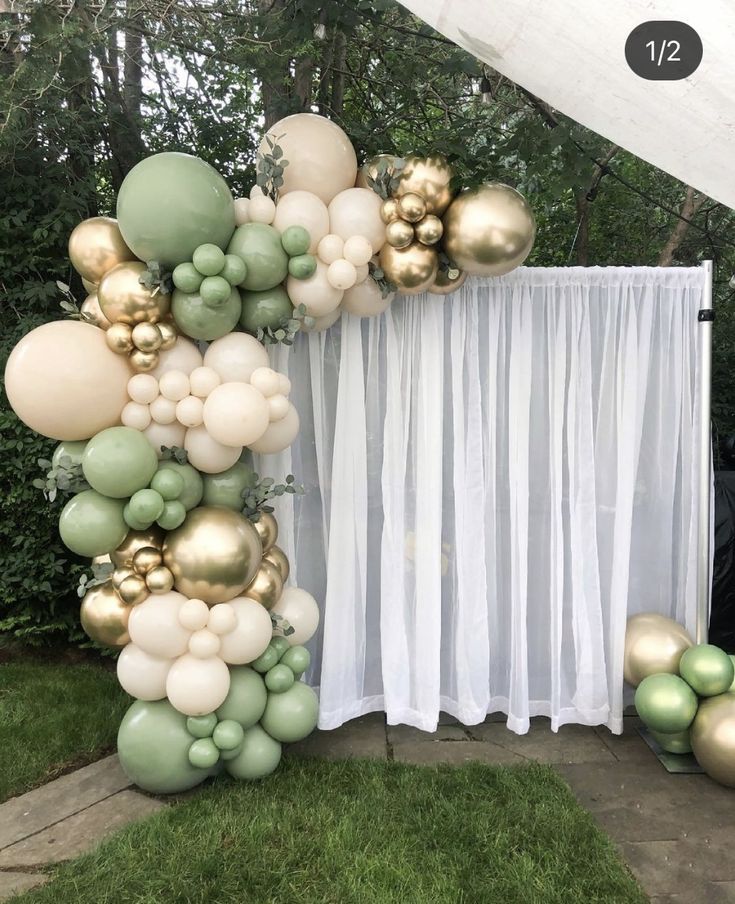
[
  {"left": 428, "top": 269, "right": 467, "bottom": 296},
  {"left": 327, "top": 188, "right": 386, "bottom": 251},
  {"left": 395, "top": 154, "right": 455, "bottom": 216},
  {"left": 271, "top": 586, "right": 320, "bottom": 645},
  {"left": 128, "top": 373, "right": 159, "bottom": 404},
  {"left": 203, "top": 332, "right": 269, "bottom": 383},
  {"left": 218, "top": 597, "right": 273, "bottom": 664},
  {"left": 116, "top": 644, "right": 172, "bottom": 700},
  {"left": 4, "top": 321, "right": 131, "bottom": 441},
  {"left": 300, "top": 308, "right": 342, "bottom": 333},
  {"left": 80, "top": 582, "right": 131, "bottom": 648},
  {"left": 144, "top": 421, "right": 186, "bottom": 458},
  {"left": 378, "top": 242, "right": 438, "bottom": 295},
  {"left": 184, "top": 424, "right": 242, "bottom": 474},
  {"left": 68, "top": 216, "right": 136, "bottom": 283},
  {"left": 98, "top": 261, "right": 171, "bottom": 324},
  {"left": 247, "top": 403, "right": 299, "bottom": 454},
  {"left": 128, "top": 591, "right": 191, "bottom": 658},
  {"left": 691, "top": 694, "right": 735, "bottom": 787},
  {"left": 287, "top": 260, "right": 343, "bottom": 317},
  {"left": 327, "top": 259, "right": 357, "bottom": 291},
  {"left": 623, "top": 613, "right": 694, "bottom": 687},
  {"left": 80, "top": 294, "right": 112, "bottom": 330},
  {"left": 272, "top": 190, "right": 329, "bottom": 253},
  {"left": 234, "top": 197, "right": 250, "bottom": 225},
  {"left": 244, "top": 559, "right": 283, "bottom": 610},
  {"left": 150, "top": 337, "right": 203, "bottom": 379},
  {"left": 259, "top": 113, "right": 357, "bottom": 205},
  {"left": 341, "top": 277, "right": 394, "bottom": 317},
  {"left": 202, "top": 383, "right": 270, "bottom": 448},
  {"left": 264, "top": 545, "right": 290, "bottom": 582},
  {"left": 166, "top": 653, "right": 231, "bottom": 717}
]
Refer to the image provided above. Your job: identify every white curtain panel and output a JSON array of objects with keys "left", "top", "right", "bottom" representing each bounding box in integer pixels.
[{"left": 257, "top": 266, "right": 707, "bottom": 735}]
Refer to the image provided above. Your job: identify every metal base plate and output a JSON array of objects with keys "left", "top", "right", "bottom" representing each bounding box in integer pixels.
[{"left": 638, "top": 726, "right": 704, "bottom": 774}]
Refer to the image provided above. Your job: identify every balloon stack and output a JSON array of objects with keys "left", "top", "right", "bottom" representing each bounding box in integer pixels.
[{"left": 625, "top": 614, "right": 735, "bottom": 786}]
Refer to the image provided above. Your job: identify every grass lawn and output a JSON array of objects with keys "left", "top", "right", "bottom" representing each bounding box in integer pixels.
[
  {"left": 0, "top": 659, "right": 128, "bottom": 802},
  {"left": 15, "top": 758, "right": 645, "bottom": 904}
]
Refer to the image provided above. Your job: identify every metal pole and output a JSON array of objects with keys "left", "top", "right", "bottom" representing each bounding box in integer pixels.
[{"left": 696, "top": 260, "right": 714, "bottom": 644}]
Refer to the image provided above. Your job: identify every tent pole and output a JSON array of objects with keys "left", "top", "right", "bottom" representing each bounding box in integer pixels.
[{"left": 697, "top": 260, "right": 714, "bottom": 644}]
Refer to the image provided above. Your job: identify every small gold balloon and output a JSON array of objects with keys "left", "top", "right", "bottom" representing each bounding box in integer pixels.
[
  {"left": 264, "top": 545, "right": 290, "bottom": 583},
  {"left": 118, "top": 573, "right": 149, "bottom": 606},
  {"left": 129, "top": 348, "right": 160, "bottom": 373},
  {"left": 82, "top": 277, "right": 99, "bottom": 295},
  {"left": 79, "top": 581, "right": 131, "bottom": 648},
  {"left": 378, "top": 242, "right": 438, "bottom": 295},
  {"left": 157, "top": 320, "right": 178, "bottom": 351},
  {"left": 131, "top": 322, "right": 163, "bottom": 353},
  {"left": 253, "top": 512, "right": 278, "bottom": 554},
  {"left": 397, "top": 192, "right": 427, "bottom": 224},
  {"left": 80, "top": 294, "right": 112, "bottom": 331},
  {"left": 624, "top": 613, "right": 693, "bottom": 687},
  {"left": 385, "top": 219, "right": 415, "bottom": 250},
  {"left": 355, "top": 154, "right": 398, "bottom": 189},
  {"left": 68, "top": 217, "right": 136, "bottom": 284},
  {"left": 111, "top": 527, "right": 165, "bottom": 567},
  {"left": 112, "top": 567, "right": 135, "bottom": 591},
  {"left": 244, "top": 559, "right": 284, "bottom": 610},
  {"left": 691, "top": 693, "right": 735, "bottom": 787},
  {"left": 395, "top": 154, "right": 455, "bottom": 216},
  {"left": 380, "top": 198, "right": 401, "bottom": 224},
  {"left": 133, "top": 546, "right": 163, "bottom": 575},
  {"left": 428, "top": 268, "right": 467, "bottom": 296},
  {"left": 98, "top": 261, "right": 171, "bottom": 325},
  {"left": 414, "top": 214, "right": 444, "bottom": 246},
  {"left": 145, "top": 565, "right": 175, "bottom": 594},
  {"left": 106, "top": 322, "right": 134, "bottom": 355}
]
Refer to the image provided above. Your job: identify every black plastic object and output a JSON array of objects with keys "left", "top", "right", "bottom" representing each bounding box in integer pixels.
[{"left": 709, "top": 471, "right": 735, "bottom": 652}]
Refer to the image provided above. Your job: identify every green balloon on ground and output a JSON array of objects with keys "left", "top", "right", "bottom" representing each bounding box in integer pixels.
[
  {"left": 192, "top": 243, "right": 225, "bottom": 277},
  {"left": 224, "top": 724, "right": 282, "bottom": 781},
  {"left": 251, "top": 646, "right": 279, "bottom": 674},
  {"left": 200, "top": 275, "right": 231, "bottom": 307},
  {"left": 679, "top": 644, "right": 735, "bottom": 697},
  {"left": 201, "top": 461, "right": 254, "bottom": 510},
  {"left": 172, "top": 262, "right": 203, "bottom": 294},
  {"left": 269, "top": 636, "right": 291, "bottom": 659},
  {"left": 158, "top": 500, "right": 187, "bottom": 530},
  {"left": 635, "top": 673, "right": 698, "bottom": 734},
  {"left": 155, "top": 461, "right": 203, "bottom": 511},
  {"left": 128, "top": 488, "right": 165, "bottom": 523},
  {"left": 280, "top": 645, "right": 311, "bottom": 677},
  {"left": 239, "top": 286, "right": 294, "bottom": 335},
  {"left": 52, "top": 440, "right": 87, "bottom": 469},
  {"left": 288, "top": 254, "right": 317, "bottom": 280},
  {"left": 116, "top": 152, "right": 235, "bottom": 266},
  {"left": 265, "top": 664, "right": 295, "bottom": 694},
  {"left": 188, "top": 737, "right": 220, "bottom": 769},
  {"left": 281, "top": 225, "right": 310, "bottom": 256},
  {"left": 651, "top": 728, "right": 693, "bottom": 755},
  {"left": 82, "top": 427, "right": 158, "bottom": 499},
  {"left": 227, "top": 223, "right": 288, "bottom": 291},
  {"left": 215, "top": 666, "right": 267, "bottom": 729},
  {"left": 213, "top": 719, "right": 245, "bottom": 751},
  {"left": 172, "top": 286, "right": 241, "bottom": 340},
  {"left": 221, "top": 254, "right": 247, "bottom": 286},
  {"left": 150, "top": 468, "right": 185, "bottom": 501},
  {"left": 260, "top": 681, "right": 318, "bottom": 743},
  {"left": 118, "top": 699, "right": 210, "bottom": 794},
  {"left": 59, "top": 490, "right": 128, "bottom": 557},
  {"left": 187, "top": 713, "right": 218, "bottom": 739}
]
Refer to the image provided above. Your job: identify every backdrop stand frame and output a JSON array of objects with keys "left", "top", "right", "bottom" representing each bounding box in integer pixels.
[{"left": 697, "top": 260, "right": 714, "bottom": 644}]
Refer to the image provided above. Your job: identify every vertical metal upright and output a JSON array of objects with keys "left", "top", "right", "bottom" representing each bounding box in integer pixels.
[{"left": 697, "top": 260, "right": 714, "bottom": 644}]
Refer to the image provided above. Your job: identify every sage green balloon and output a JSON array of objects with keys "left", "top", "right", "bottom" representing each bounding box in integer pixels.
[
  {"left": 251, "top": 646, "right": 280, "bottom": 674},
  {"left": 123, "top": 503, "right": 152, "bottom": 531},
  {"left": 201, "top": 461, "right": 254, "bottom": 510},
  {"left": 59, "top": 490, "right": 128, "bottom": 557},
  {"left": 118, "top": 699, "right": 211, "bottom": 794},
  {"left": 280, "top": 645, "right": 311, "bottom": 678},
  {"left": 635, "top": 673, "right": 698, "bottom": 733},
  {"left": 157, "top": 499, "right": 187, "bottom": 530},
  {"left": 150, "top": 468, "right": 185, "bottom": 501},
  {"left": 679, "top": 644, "right": 735, "bottom": 697},
  {"left": 265, "top": 664, "right": 295, "bottom": 694},
  {"left": 221, "top": 254, "right": 247, "bottom": 286},
  {"left": 192, "top": 243, "right": 225, "bottom": 276},
  {"left": 650, "top": 728, "right": 693, "bottom": 755},
  {"left": 116, "top": 152, "right": 236, "bottom": 266},
  {"left": 213, "top": 719, "right": 245, "bottom": 751},
  {"left": 260, "top": 680, "right": 318, "bottom": 743},
  {"left": 224, "top": 724, "right": 282, "bottom": 781},
  {"left": 288, "top": 254, "right": 317, "bottom": 280},
  {"left": 172, "top": 262, "right": 203, "bottom": 294},
  {"left": 215, "top": 666, "right": 268, "bottom": 729},
  {"left": 52, "top": 440, "right": 87, "bottom": 469},
  {"left": 156, "top": 461, "right": 203, "bottom": 511},
  {"left": 281, "top": 225, "right": 310, "bottom": 256},
  {"left": 187, "top": 713, "right": 218, "bottom": 739},
  {"left": 227, "top": 223, "right": 288, "bottom": 291},
  {"left": 82, "top": 427, "right": 158, "bottom": 499},
  {"left": 729, "top": 656, "right": 735, "bottom": 692},
  {"left": 239, "top": 286, "right": 294, "bottom": 335},
  {"left": 172, "top": 286, "right": 241, "bottom": 340},
  {"left": 269, "top": 637, "right": 291, "bottom": 659},
  {"left": 188, "top": 737, "right": 220, "bottom": 769},
  {"left": 128, "top": 488, "right": 165, "bottom": 523},
  {"left": 200, "top": 275, "right": 231, "bottom": 307}
]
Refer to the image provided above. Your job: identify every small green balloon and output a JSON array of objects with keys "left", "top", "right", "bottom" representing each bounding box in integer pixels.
[
  {"left": 251, "top": 646, "right": 280, "bottom": 674},
  {"left": 158, "top": 499, "right": 187, "bottom": 531},
  {"left": 193, "top": 243, "right": 226, "bottom": 277},
  {"left": 172, "top": 262, "right": 204, "bottom": 294},
  {"left": 280, "top": 645, "right": 311, "bottom": 678},
  {"left": 224, "top": 724, "right": 282, "bottom": 781},
  {"left": 269, "top": 636, "right": 291, "bottom": 660},
  {"left": 52, "top": 440, "right": 88, "bottom": 470},
  {"left": 635, "top": 673, "right": 698, "bottom": 734},
  {"left": 288, "top": 254, "right": 317, "bottom": 280},
  {"left": 679, "top": 644, "right": 735, "bottom": 697},
  {"left": 221, "top": 254, "right": 247, "bottom": 286},
  {"left": 202, "top": 461, "right": 254, "bottom": 510},
  {"left": 265, "top": 663, "right": 295, "bottom": 694},
  {"left": 650, "top": 728, "right": 693, "bottom": 755},
  {"left": 281, "top": 225, "right": 311, "bottom": 257},
  {"left": 215, "top": 666, "right": 268, "bottom": 729},
  {"left": 59, "top": 490, "right": 128, "bottom": 557},
  {"left": 213, "top": 719, "right": 245, "bottom": 751},
  {"left": 219, "top": 742, "right": 244, "bottom": 761},
  {"left": 82, "top": 427, "right": 158, "bottom": 499},
  {"left": 261, "top": 681, "right": 319, "bottom": 743},
  {"left": 200, "top": 275, "right": 232, "bottom": 307},
  {"left": 187, "top": 714, "right": 218, "bottom": 738},
  {"left": 188, "top": 737, "right": 220, "bottom": 769},
  {"left": 123, "top": 503, "right": 153, "bottom": 531},
  {"left": 239, "top": 286, "right": 294, "bottom": 335},
  {"left": 150, "top": 468, "right": 185, "bottom": 501},
  {"left": 227, "top": 223, "right": 288, "bottom": 291},
  {"left": 155, "top": 461, "right": 203, "bottom": 511},
  {"left": 128, "top": 488, "right": 165, "bottom": 523},
  {"left": 172, "top": 286, "right": 242, "bottom": 341}
]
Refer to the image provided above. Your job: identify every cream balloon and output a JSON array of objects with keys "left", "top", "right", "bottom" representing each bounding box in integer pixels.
[
  {"left": 203, "top": 382, "right": 270, "bottom": 447},
  {"left": 249, "top": 195, "right": 277, "bottom": 225},
  {"left": 189, "top": 366, "right": 221, "bottom": 398},
  {"left": 166, "top": 654, "right": 231, "bottom": 717},
  {"left": 301, "top": 308, "right": 342, "bottom": 333},
  {"left": 188, "top": 628, "right": 221, "bottom": 658},
  {"left": 179, "top": 597, "right": 210, "bottom": 631},
  {"left": 208, "top": 602, "right": 237, "bottom": 635},
  {"left": 234, "top": 197, "right": 250, "bottom": 225},
  {"left": 272, "top": 191, "right": 329, "bottom": 253},
  {"left": 143, "top": 420, "right": 186, "bottom": 458},
  {"left": 354, "top": 263, "right": 369, "bottom": 284},
  {"left": 4, "top": 321, "right": 131, "bottom": 441},
  {"left": 128, "top": 373, "right": 159, "bottom": 404},
  {"left": 248, "top": 403, "right": 300, "bottom": 454},
  {"left": 127, "top": 591, "right": 191, "bottom": 658},
  {"left": 150, "top": 337, "right": 203, "bottom": 379},
  {"left": 287, "top": 260, "right": 343, "bottom": 318},
  {"left": 317, "top": 234, "right": 345, "bottom": 265},
  {"left": 150, "top": 396, "right": 177, "bottom": 425},
  {"left": 116, "top": 644, "right": 173, "bottom": 701},
  {"left": 343, "top": 235, "right": 373, "bottom": 267},
  {"left": 218, "top": 597, "right": 273, "bottom": 665},
  {"left": 268, "top": 394, "right": 289, "bottom": 421},
  {"left": 271, "top": 586, "right": 320, "bottom": 645},
  {"left": 184, "top": 424, "right": 242, "bottom": 474},
  {"left": 203, "top": 333, "right": 270, "bottom": 383},
  {"left": 327, "top": 259, "right": 357, "bottom": 291},
  {"left": 176, "top": 395, "right": 204, "bottom": 427},
  {"left": 258, "top": 113, "right": 357, "bottom": 205},
  {"left": 250, "top": 367, "right": 281, "bottom": 398},
  {"left": 159, "top": 370, "right": 190, "bottom": 402},
  {"left": 121, "top": 401, "right": 151, "bottom": 430},
  {"left": 327, "top": 188, "right": 386, "bottom": 252},
  {"left": 341, "top": 277, "right": 394, "bottom": 318}
]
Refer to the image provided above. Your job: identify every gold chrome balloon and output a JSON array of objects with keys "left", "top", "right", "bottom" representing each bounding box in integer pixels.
[
  {"left": 163, "top": 506, "right": 262, "bottom": 604},
  {"left": 133, "top": 546, "right": 163, "bottom": 575},
  {"left": 414, "top": 215, "right": 443, "bottom": 246},
  {"left": 112, "top": 567, "right": 135, "bottom": 591},
  {"left": 691, "top": 694, "right": 735, "bottom": 787},
  {"left": 264, "top": 545, "right": 290, "bottom": 582},
  {"left": 111, "top": 527, "right": 165, "bottom": 567},
  {"left": 624, "top": 613, "right": 693, "bottom": 687},
  {"left": 380, "top": 199, "right": 401, "bottom": 224},
  {"left": 397, "top": 192, "right": 426, "bottom": 224},
  {"left": 106, "top": 322, "right": 134, "bottom": 355},
  {"left": 132, "top": 322, "right": 163, "bottom": 353},
  {"left": 82, "top": 277, "right": 98, "bottom": 295},
  {"left": 253, "top": 512, "right": 278, "bottom": 553},
  {"left": 395, "top": 154, "right": 455, "bottom": 216},
  {"left": 356, "top": 154, "right": 398, "bottom": 189},
  {"left": 79, "top": 581, "right": 131, "bottom": 648},
  {"left": 68, "top": 217, "right": 136, "bottom": 284},
  {"left": 80, "top": 294, "right": 112, "bottom": 331},
  {"left": 157, "top": 320, "right": 178, "bottom": 351},
  {"left": 379, "top": 242, "right": 438, "bottom": 295},
  {"left": 385, "top": 219, "right": 414, "bottom": 250},
  {"left": 145, "top": 565, "right": 175, "bottom": 594},
  {"left": 428, "top": 268, "right": 467, "bottom": 296},
  {"left": 98, "top": 261, "right": 170, "bottom": 325},
  {"left": 129, "top": 348, "right": 159, "bottom": 373},
  {"left": 244, "top": 558, "right": 284, "bottom": 610},
  {"left": 118, "top": 573, "right": 149, "bottom": 605},
  {"left": 442, "top": 183, "right": 536, "bottom": 277}
]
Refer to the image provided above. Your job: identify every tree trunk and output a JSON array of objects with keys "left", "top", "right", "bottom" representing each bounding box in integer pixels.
[{"left": 657, "top": 186, "right": 707, "bottom": 265}]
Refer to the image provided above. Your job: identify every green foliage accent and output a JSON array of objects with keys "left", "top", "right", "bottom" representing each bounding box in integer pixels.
[
  {"left": 366, "top": 155, "right": 406, "bottom": 200},
  {"left": 257, "top": 302, "right": 313, "bottom": 345},
  {"left": 139, "top": 261, "right": 173, "bottom": 296},
  {"left": 270, "top": 611, "right": 295, "bottom": 637},
  {"left": 437, "top": 251, "right": 460, "bottom": 280},
  {"left": 76, "top": 561, "right": 114, "bottom": 599},
  {"left": 241, "top": 472, "right": 305, "bottom": 521},
  {"left": 33, "top": 455, "right": 89, "bottom": 503},
  {"left": 369, "top": 260, "right": 397, "bottom": 298},
  {"left": 256, "top": 137, "right": 288, "bottom": 202},
  {"left": 160, "top": 445, "right": 189, "bottom": 465}
]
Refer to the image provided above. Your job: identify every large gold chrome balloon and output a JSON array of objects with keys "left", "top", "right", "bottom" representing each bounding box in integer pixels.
[
  {"left": 691, "top": 694, "right": 735, "bottom": 787},
  {"left": 80, "top": 581, "right": 131, "bottom": 648},
  {"left": 379, "top": 242, "right": 438, "bottom": 295},
  {"left": 442, "top": 183, "right": 536, "bottom": 277},
  {"left": 244, "top": 559, "right": 284, "bottom": 610},
  {"left": 68, "top": 217, "right": 136, "bottom": 284},
  {"left": 253, "top": 512, "right": 278, "bottom": 553},
  {"left": 111, "top": 527, "right": 165, "bottom": 568},
  {"left": 80, "top": 294, "right": 112, "bottom": 331},
  {"left": 624, "top": 613, "right": 693, "bottom": 687},
  {"left": 98, "top": 261, "right": 171, "bottom": 325},
  {"left": 395, "top": 155, "right": 455, "bottom": 216},
  {"left": 264, "top": 545, "right": 290, "bottom": 583},
  {"left": 428, "top": 269, "right": 467, "bottom": 296},
  {"left": 356, "top": 154, "right": 398, "bottom": 189},
  {"left": 163, "top": 506, "right": 262, "bottom": 604}
]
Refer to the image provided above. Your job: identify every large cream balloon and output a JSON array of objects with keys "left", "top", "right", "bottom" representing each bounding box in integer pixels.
[
  {"left": 327, "top": 188, "right": 386, "bottom": 252},
  {"left": 271, "top": 586, "right": 320, "bottom": 645},
  {"left": 184, "top": 424, "right": 242, "bottom": 474},
  {"left": 116, "top": 644, "right": 173, "bottom": 700},
  {"left": 4, "top": 321, "right": 131, "bottom": 441},
  {"left": 287, "top": 260, "right": 343, "bottom": 318},
  {"left": 259, "top": 113, "right": 357, "bottom": 205},
  {"left": 248, "top": 403, "right": 300, "bottom": 454},
  {"left": 218, "top": 597, "right": 273, "bottom": 665},
  {"left": 301, "top": 308, "right": 342, "bottom": 333},
  {"left": 203, "top": 333, "right": 269, "bottom": 383},
  {"left": 143, "top": 421, "right": 187, "bottom": 458},
  {"left": 166, "top": 653, "right": 231, "bottom": 716},
  {"left": 341, "top": 277, "right": 394, "bottom": 318},
  {"left": 624, "top": 613, "right": 694, "bottom": 687},
  {"left": 127, "top": 591, "right": 191, "bottom": 658},
  {"left": 151, "top": 336, "right": 203, "bottom": 379},
  {"left": 203, "top": 382, "right": 270, "bottom": 448},
  {"left": 272, "top": 191, "right": 329, "bottom": 254}
]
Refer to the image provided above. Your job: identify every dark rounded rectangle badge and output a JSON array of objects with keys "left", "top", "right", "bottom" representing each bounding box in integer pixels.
[{"left": 625, "top": 21, "right": 703, "bottom": 80}]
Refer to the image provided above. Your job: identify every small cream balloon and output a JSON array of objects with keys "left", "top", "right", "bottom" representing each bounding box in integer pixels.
[
  {"left": 234, "top": 197, "right": 251, "bottom": 225},
  {"left": 150, "top": 396, "right": 177, "bottom": 425},
  {"left": 203, "top": 382, "right": 270, "bottom": 448},
  {"left": 354, "top": 263, "right": 369, "bottom": 284},
  {"left": 128, "top": 373, "right": 159, "bottom": 404},
  {"left": 179, "top": 597, "right": 210, "bottom": 631},
  {"left": 176, "top": 395, "right": 204, "bottom": 428},
  {"left": 121, "top": 401, "right": 152, "bottom": 430},
  {"left": 343, "top": 235, "right": 373, "bottom": 266},
  {"left": 188, "top": 628, "right": 221, "bottom": 659},
  {"left": 317, "top": 234, "right": 345, "bottom": 265},
  {"left": 116, "top": 644, "right": 173, "bottom": 701},
  {"left": 158, "top": 369, "right": 190, "bottom": 402},
  {"left": 278, "top": 374, "right": 292, "bottom": 396},
  {"left": 248, "top": 403, "right": 300, "bottom": 454},
  {"left": 184, "top": 424, "right": 242, "bottom": 474},
  {"left": 273, "top": 191, "right": 329, "bottom": 253},
  {"left": 204, "top": 333, "right": 270, "bottom": 383},
  {"left": 144, "top": 421, "right": 186, "bottom": 458},
  {"left": 249, "top": 195, "right": 277, "bottom": 225},
  {"left": 287, "top": 259, "right": 343, "bottom": 318},
  {"left": 189, "top": 366, "right": 221, "bottom": 398},
  {"left": 218, "top": 597, "right": 273, "bottom": 664},
  {"left": 327, "top": 188, "right": 386, "bottom": 252},
  {"left": 208, "top": 602, "right": 237, "bottom": 635},
  {"left": 166, "top": 653, "right": 231, "bottom": 717},
  {"left": 250, "top": 367, "right": 281, "bottom": 398},
  {"left": 300, "top": 308, "right": 342, "bottom": 333},
  {"left": 327, "top": 259, "right": 357, "bottom": 291},
  {"left": 151, "top": 337, "right": 203, "bottom": 379},
  {"left": 268, "top": 394, "right": 290, "bottom": 421}
]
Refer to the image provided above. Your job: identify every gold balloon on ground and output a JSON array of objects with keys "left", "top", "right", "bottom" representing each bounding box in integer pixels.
[
  {"left": 80, "top": 294, "right": 112, "bottom": 331},
  {"left": 111, "top": 527, "right": 165, "bottom": 567},
  {"left": 623, "top": 613, "right": 693, "bottom": 687},
  {"left": 395, "top": 155, "right": 455, "bottom": 216},
  {"left": 691, "top": 694, "right": 735, "bottom": 787},
  {"left": 98, "top": 261, "right": 170, "bottom": 325},
  {"left": 80, "top": 581, "right": 131, "bottom": 648},
  {"left": 68, "top": 217, "right": 136, "bottom": 284},
  {"left": 379, "top": 242, "right": 438, "bottom": 295},
  {"left": 253, "top": 512, "right": 278, "bottom": 553},
  {"left": 244, "top": 559, "right": 284, "bottom": 610},
  {"left": 264, "top": 545, "right": 290, "bottom": 583},
  {"left": 428, "top": 269, "right": 467, "bottom": 296}
]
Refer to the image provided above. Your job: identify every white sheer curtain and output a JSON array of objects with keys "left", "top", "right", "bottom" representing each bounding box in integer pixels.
[{"left": 257, "top": 266, "right": 707, "bottom": 735}]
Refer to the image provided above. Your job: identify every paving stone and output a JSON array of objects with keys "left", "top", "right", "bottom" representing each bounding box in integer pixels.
[
  {"left": 0, "top": 791, "right": 163, "bottom": 868},
  {"left": 289, "top": 715, "right": 387, "bottom": 762},
  {"left": 594, "top": 718, "right": 654, "bottom": 763},
  {"left": 392, "top": 739, "right": 525, "bottom": 766},
  {"left": 387, "top": 724, "right": 467, "bottom": 744},
  {"left": 0, "top": 871, "right": 48, "bottom": 901},
  {"left": 0, "top": 755, "right": 132, "bottom": 850},
  {"left": 617, "top": 839, "right": 713, "bottom": 899},
  {"left": 466, "top": 721, "right": 616, "bottom": 765}
]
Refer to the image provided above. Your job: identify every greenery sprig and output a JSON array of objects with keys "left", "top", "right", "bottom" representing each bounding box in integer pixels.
[
  {"left": 139, "top": 260, "right": 173, "bottom": 296},
  {"left": 77, "top": 560, "right": 114, "bottom": 599},
  {"left": 366, "top": 156, "right": 406, "bottom": 200},
  {"left": 33, "top": 455, "right": 89, "bottom": 503},
  {"left": 160, "top": 445, "right": 189, "bottom": 464},
  {"left": 256, "top": 302, "right": 314, "bottom": 345},
  {"left": 369, "top": 260, "right": 397, "bottom": 298},
  {"left": 241, "top": 472, "right": 305, "bottom": 522},
  {"left": 271, "top": 612, "right": 295, "bottom": 637},
  {"left": 256, "top": 137, "right": 288, "bottom": 202},
  {"left": 57, "top": 281, "right": 98, "bottom": 324},
  {"left": 437, "top": 250, "right": 461, "bottom": 280}
]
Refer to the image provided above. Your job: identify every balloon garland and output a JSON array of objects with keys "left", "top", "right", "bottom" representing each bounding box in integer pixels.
[{"left": 5, "top": 112, "right": 537, "bottom": 794}]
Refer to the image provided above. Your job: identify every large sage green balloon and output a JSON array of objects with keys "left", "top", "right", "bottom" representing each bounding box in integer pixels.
[
  {"left": 239, "top": 286, "right": 294, "bottom": 335},
  {"left": 202, "top": 461, "right": 254, "bottom": 510},
  {"left": 679, "top": 644, "right": 735, "bottom": 697},
  {"left": 635, "top": 673, "right": 698, "bottom": 734},
  {"left": 116, "top": 153, "right": 236, "bottom": 266},
  {"left": 227, "top": 223, "right": 288, "bottom": 291},
  {"left": 650, "top": 728, "right": 693, "bottom": 755},
  {"left": 215, "top": 666, "right": 267, "bottom": 729},
  {"left": 155, "top": 461, "right": 203, "bottom": 511},
  {"left": 52, "top": 440, "right": 88, "bottom": 469},
  {"left": 172, "top": 286, "right": 241, "bottom": 340},
  {"left": 224, "top": 724, "right": 282, "bottom": 781},
  {"left": 59, "top": 490, "right": 128, "bottom": 557},
  {"left": 118, "top": 699, "right": 211, "bottom": 794},
  {"left": 82, "top": 427, "right": 158, "bottom": 499},
  {"left": 260, "top": 680, "right": 318, "bottom": 743}
]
